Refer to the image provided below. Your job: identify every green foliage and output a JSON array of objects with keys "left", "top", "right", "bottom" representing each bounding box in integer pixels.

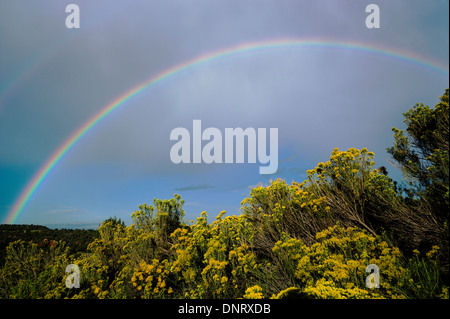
[
  {"left": 0, "top": 224, "right": 97, "bottom": 267},
  {"left": 387, "top": 89, "right": 449, "bottom": 277},
  {"left": 387, "top": 89, "right": 449, "bottom": 218},
  {"left": 0, "top": 240, "right": 70, "bottom": 298}
]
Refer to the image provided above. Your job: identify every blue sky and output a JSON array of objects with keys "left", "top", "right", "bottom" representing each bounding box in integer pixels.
[{"left": 0, "top": 0, "right": 448, "bottom": 228}]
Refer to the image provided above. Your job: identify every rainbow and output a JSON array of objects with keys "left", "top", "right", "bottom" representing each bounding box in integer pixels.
[{"left": 3, "top": 37, "right": 449, "bottom": 224}]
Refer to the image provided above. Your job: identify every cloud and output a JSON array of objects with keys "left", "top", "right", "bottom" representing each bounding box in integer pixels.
[
  {"left": 41, "top": 207, "right": 87, "bottom": 215},
  {"left": 174, "top": 184, "right": 214, "bottom": 192}
]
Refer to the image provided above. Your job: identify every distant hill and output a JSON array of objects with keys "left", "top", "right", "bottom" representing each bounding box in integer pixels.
[
  {"left": 44, "top": 223, "right": 101, "bottom": 230},
  {"left": 0, "top": 224, "right": 98, "bottom": 266}
]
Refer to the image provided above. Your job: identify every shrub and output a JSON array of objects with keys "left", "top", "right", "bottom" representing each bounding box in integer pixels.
[
  {"left": 271, "top": 225, "right": 444, "bottom": 299},
  {"left": 0, "top": 240, "right": 70, "bottom": 298}
]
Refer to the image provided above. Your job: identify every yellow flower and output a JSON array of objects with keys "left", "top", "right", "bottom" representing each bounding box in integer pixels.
[
  {"left": 244, "top": 285, "right": 264, "bottom": 299},
  {"left": 426, "top": 245, "right": 440, "bottom": 258}
]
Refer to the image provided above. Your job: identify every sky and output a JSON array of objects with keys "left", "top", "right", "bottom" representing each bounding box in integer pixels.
[{"left": 0, "top": 0, "right": 448, "bottom": 228}]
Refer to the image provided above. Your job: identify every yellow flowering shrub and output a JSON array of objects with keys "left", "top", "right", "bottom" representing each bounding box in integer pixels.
[
  {"left": 272, "top": 225, "right": 410, "bottom": 298},
  {"left": 241, "top": 179, "right": 332, "bottom": 248},
  {"left": 304, "top": 279, "right": 377, "bottom": 299},
  {"left": 0, "top": 240, "right": 71, "bottom": 299},
  {"left": 169, "top": 211, "right": 211, "bottom": 298},
  {"left": 243, "top": 285, "right": 264, "bottom": 299},
  {"left": 67, "top": 246, "right": 112, "bottom": 299},
  {"left": 130, "top": 259, "right": 172, "bottom": 298},
  {"left": 306, "top": 148, "right": 377, "bottom": 184},
  {"left": 169, "top": 211, "right": 259, "bottom": 298},
  {"left": 272, "top": 287, "right": 303, "bottom": 299},
  {"left": 1, "top": 179, "right": 447, "bottom": 300},
  {"left": 304, "top": 147, "right": 398, "bottom": 236}
]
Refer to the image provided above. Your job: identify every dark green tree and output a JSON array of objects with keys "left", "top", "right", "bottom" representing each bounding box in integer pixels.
[
  {"left": 387, "top": 89, "right": 449, "bottom": 280},
  {"left": 387, "top": 89, "right": 448, "bottom": 218}
]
